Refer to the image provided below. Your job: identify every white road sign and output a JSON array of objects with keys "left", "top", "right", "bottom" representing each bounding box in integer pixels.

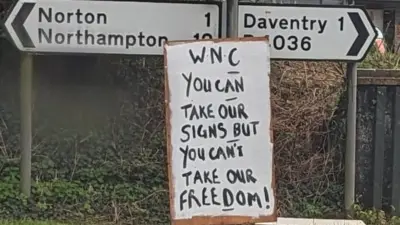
[
  {"left": 4, "top": 0, "right": 221, "bottom": 55},
  {"left": 239, "top": 4, "right": 377, "bottom": 61}
]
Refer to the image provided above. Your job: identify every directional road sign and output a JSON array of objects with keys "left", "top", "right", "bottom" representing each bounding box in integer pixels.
[
  {"left": 239, "top": 4, "right": 377, "bottom": 61},
  {"left": 4, "top": 0, "right": 221, "bottom": 55}
]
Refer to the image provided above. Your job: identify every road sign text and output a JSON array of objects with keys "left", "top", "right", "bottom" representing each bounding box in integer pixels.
[
  {"left": 38, "top": 29, "right": 168, "bottom": 49},
  {"left": 37, "top": 6, "right": 168, "bottom": 49},
  {"left": 244, "top": 13, "right": 327, "bottom": 34},
  {"left": 239, "top": 4, "right": 376, "bottom": 61},
  {"left": 5, "top": 0, "right": 221, "bottom": 54},
  {"left": 39, "top": 8, "right": 107, "bottom": 24}
]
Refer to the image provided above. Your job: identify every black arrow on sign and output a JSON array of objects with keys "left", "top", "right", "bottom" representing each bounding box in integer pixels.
[
  {"left": 11, "top": 2, "right": 35, "bottom": 48},
  {"left": 346, "top": 12, "right": 369, "bottom": 56}
]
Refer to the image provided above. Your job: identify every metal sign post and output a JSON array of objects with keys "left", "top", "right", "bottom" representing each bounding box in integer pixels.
[
  {"left": 344, "top": 0, "right": 358, "bottom": 215},
  {"left": 345, "top": 62, "right": 357, "bottom": 214},
  {"left": 227, "top": 0, "right": 239, "bottom": 38},
  {"left": 20, "top": 52, "right": 32, "bottom": 197}
]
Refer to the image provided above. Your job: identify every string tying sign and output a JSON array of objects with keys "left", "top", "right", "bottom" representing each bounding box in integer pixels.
[{"left": 164, "top": 37, "right": 276, "bottom": 225}]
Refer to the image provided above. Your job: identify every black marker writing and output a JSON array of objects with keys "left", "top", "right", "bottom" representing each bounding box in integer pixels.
[
  {"left": 178, "top": 187, "right": 270, "bottom": 211},
  {"left": 264, "top": 187, "right": 270, "bottom": 209},
  {"left": 228, "top": 48, "right": 239, "bottom": 66},
  {"left": 180, "top": 123, "right": 227, "bottom": 143},
  {"left": 226, "top": 169, "right": 257, "bottom": 184},
  {"left": 180, "top": 103, "right": 249, "bottom": 121},
  {"left": 188, "top": 46, "right": 240, "bottom": 66},
  {"left": 222, "top": 188, "right": 262, "bottom": 209},
  {"left": 219, "top": 103, "right": 248, "bottom": 119},
  {"left": 182, "top": 168, "right": 221, "bottom": 186},
  {"left": 225, "top": 97, "right": 238, "bottom": 101},
  {"left": 233, "top": 121, "right": 260, "bottom": 137},
  {"left": 181, "top": 103, "right": 215, "bottom": 120},
  {"left": 182, "top": 73, "right": 244, "bottom": 98},
  {"left": 222, "top": 208, "right": 234, "bottom": 211},
  {"left": 179, "top": 187, "right": 220, "bottom": 211},
  {"left": 180, "top": 143, "right": 244, "bottom": 169},
  {"left": 209, "top": 144, "right": 244, "bottom": 160}
]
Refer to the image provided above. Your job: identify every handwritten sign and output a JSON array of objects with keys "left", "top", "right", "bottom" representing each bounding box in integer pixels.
[{"left": 164, "top": 37, "right": 276, "bottom": 225}]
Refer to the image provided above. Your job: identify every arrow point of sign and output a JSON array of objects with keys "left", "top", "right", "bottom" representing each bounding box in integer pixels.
[
  {"left": 11, "top": 2, "right": 35, "bottom": 48},
  {"left": 346, "top": 12, "right": 369, "bottom": 57}
]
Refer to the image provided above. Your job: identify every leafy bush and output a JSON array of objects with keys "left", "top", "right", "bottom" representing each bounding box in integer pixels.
[
  {"left": 360, "top": 45, "right": 400, "bottom": 69},
  {"left": 352, "top": 205, "right": 400, "bottom": 225}
]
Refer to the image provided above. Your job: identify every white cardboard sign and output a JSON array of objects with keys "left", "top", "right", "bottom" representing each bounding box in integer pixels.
[{"left": 164, "top": 37, "right": 276, "bottom": 225}]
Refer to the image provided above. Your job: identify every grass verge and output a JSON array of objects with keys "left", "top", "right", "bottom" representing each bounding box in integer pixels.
[{"left": 0, "top": 221, "right": 69, "bottom": 225}]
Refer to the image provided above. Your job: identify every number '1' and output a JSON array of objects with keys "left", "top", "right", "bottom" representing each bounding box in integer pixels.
[
  {"left": 338, "top": 17, "right": 344, "bottom": 31},
  {"left": 205, "top": 12, "right": 211, "bottom": 27}
]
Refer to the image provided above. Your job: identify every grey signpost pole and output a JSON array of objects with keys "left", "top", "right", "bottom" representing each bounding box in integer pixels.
[
  {"left": 20, "top": 52, "right": 33, "bottom": 197},
  {"left": 221, "top": 0, "right": 227, "bottom": 38},
  {"left": 344, "top": 0, "right": 357, "bottom": 215},
  {"left": 226, "top": 0, "right": 239, "bottom": 38},
  {"left": 345, "top": 62, "right": 357, "bottom": 214}
]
